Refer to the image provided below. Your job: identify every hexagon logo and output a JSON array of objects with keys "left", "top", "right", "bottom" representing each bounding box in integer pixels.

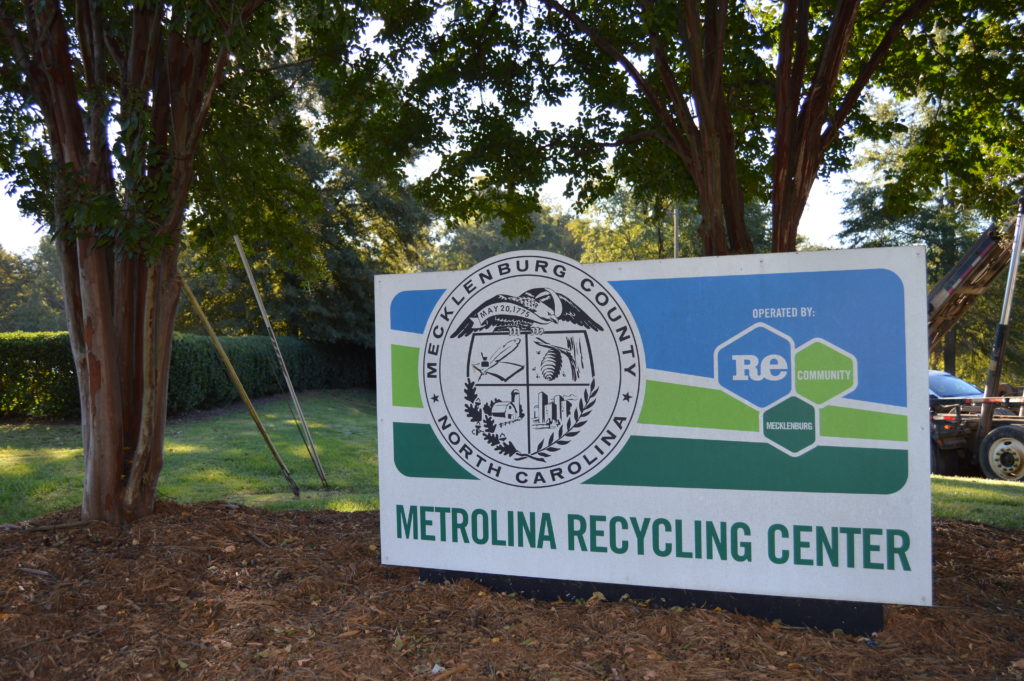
[
  {"left": 794, "top": 340, "right": 856, "bottom": 405},
  {"left": 714, "top": 323, "right": 794, "bottom": 408},
  {"left": 763, "top": 396, "right": 817, "bottom": 455}
]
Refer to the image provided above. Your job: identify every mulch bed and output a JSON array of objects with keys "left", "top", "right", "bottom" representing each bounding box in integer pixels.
[{"left": 1, "top": 502, "right": 1022, "bottom": 680}]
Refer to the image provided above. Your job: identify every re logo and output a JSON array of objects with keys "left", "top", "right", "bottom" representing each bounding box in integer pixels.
[
  {"left": 731, "top": 354, "right": 789, "bottom": 381},
  {"left": 715, "top": 324, "right": 794, "bottom": 408},
  {"left": 420, "top": 251, "right": 644, "bottom": 487}
]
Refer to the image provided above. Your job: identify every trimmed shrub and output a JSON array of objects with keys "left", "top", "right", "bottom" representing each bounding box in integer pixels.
[
  {"left": 0, "top": 332, "right": 80, "bottom": 418},
  {"left": 0, "top": 332, "right": 373, "bottom": 419}
]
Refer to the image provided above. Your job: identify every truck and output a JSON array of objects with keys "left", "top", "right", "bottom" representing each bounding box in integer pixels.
[{"left": 927, "top": 190, "right": 1024, "bottom": 481}]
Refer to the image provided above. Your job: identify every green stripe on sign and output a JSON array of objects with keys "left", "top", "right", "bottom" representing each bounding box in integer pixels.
[
  {"left": 639, "top": 380, "right": 760, "bottom": 431},
  {"left": 391, "top": 345, "right": 422, "bottom": 408},
  {"left": 393, "top": 422, "right": 476, "bottom": 479},
  {"left": 586, "top": 436, "right": 907, "bottom": 494},
  {"left": 819, "top": 406, "right": 908, "bottom": 442}
]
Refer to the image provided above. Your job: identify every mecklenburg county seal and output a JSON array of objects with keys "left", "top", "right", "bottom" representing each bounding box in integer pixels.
[{"left": 420, "top": 251, "right": 645, "bottom": 487}]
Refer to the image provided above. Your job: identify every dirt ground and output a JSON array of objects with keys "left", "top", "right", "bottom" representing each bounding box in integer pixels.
[{"left": 1, "top": 502, "right": 1022, "bottom": 681}]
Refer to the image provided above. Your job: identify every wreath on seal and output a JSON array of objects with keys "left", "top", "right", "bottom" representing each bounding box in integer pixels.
[{"left": 464, "top": 379, "right": 597, "bottom": 463}]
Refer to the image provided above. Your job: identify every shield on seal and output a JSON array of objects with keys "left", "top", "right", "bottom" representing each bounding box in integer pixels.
[{"left": 464, "top": 328, "right": 596, "bottom": 460}]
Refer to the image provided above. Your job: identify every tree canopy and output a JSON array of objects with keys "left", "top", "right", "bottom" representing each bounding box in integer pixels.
[{"left": 337, "top": 0, "right": 974, "bottom": 257}]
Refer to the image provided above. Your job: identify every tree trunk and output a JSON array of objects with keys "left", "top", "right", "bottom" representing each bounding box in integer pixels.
[{"left": 57, "top": 234, "right": 182, "bottom": 524}]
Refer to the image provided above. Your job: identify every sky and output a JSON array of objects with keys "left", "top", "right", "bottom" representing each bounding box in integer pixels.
[{"left": 0, "top": 176, "right": 849, "bottom": 257}]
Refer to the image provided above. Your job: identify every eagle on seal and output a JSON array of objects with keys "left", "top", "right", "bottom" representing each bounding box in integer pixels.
[{"left": 451, "top": 288, "right": 603, "bottom": 338}]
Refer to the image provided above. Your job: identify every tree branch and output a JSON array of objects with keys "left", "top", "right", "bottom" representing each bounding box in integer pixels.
[
  {"left": 0, "top": 6, "right": 31, "bottom": 74},
  {"left": 183, "top": 0, "right": 265, "bottom": 160},
  {"left": 822, "top": 0, "right": 938, "bottom": 151},
  {"left": 538, "top": 0, "right": 689, "bottom": 160},
  {"left": 796, "top": 0, "right": 859, "bottom": 152},
  {"left": 636, "top": 1, "right": 697, "bottom": 165},
  {"left": 599, "top": 129, "right": 665, "bottom": 147}
]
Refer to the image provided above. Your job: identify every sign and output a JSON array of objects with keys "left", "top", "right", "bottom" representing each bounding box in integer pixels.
[{"left": 375, "top": 248, "right": 932, "bottom": 606}]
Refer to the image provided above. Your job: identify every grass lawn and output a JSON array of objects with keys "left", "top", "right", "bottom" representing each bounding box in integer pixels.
[
  {"left": 0, "top": 389, "right": 379, "bottom": 523},
  {"left": 931, "top": 474, "right": 1024, "bottom": 530},
  {"left": 3, "top": 394, "right": 1024, "bottom": 529}
]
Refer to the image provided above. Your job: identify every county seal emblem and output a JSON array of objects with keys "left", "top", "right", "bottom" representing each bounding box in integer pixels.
[{"left": 421, "top": 251, "right": 644, "bottom": 487}]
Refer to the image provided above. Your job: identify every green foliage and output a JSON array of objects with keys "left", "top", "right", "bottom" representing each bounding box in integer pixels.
[
  {"left": 871, "top": 7, "right": 1024, "bottom": 220},
  {"left": 310, "top": 0, "right": 976, "bottom": 251},
  {"left": 0, "top": 332, "right": 372, "bottom": 419},
  {"left": 570, "top": 189, "right": 772, "bottom": 263},
  {"left": 837, "top": 95, "right": 1024, "bottom": 384},
  {"left": 838, "top": 182, "right": 982, "bottom": 283},
  {"left": 180, "top": 148, "right": 431, "bottom": 347},
  {"left": 0, "top": 241, "right": 64, "bottom": 332},
  {"left": 571, "top": 189, "right": 701, "bottom": 263},
  {"left": 185, "top": 71, "right": 324, "bottom": 279},
  {"left": 425, "top": 208, "right": 583, "bottom": 272}
]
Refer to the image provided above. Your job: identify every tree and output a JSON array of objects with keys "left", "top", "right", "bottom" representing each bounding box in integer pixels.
[
  {"left": 0, "top": 247, "right": 24, "bottom": 328},
  {"left": 0, "top": 239, "right": 65, "bottom": 331},
  {"left": 570, "top": 187, "right": 772, "bottom": 263},
  {"left": 839, "top": 180, "right": 986, "bottom": 374},
  {"left": 0, "top": 1, "right": 275, "bottom": 522},
  {"left": 838, "top": 80, "right": 1024, "bottom": 381},
  {"left": 355, "top": 0, "right": 950, "bottom": 257},
  {"left": 0, "top": 2, "right": 400, "bottom": 523},
  {"left": 570, "top": 186, "right": 699, "bottom": 263},
  {"left": 865, "top": 6, "right": 1024, "bottom": 220},
  {"left": 426, "top": 208, "right": 583, "bottom": 272},
  {"left": 179, "top": 147, "right": 431, "bottom": 347}
]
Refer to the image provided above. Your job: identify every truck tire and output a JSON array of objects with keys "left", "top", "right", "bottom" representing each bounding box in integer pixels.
[{"left": 978, "top": 425, "right": 1024, "bottom": 481}]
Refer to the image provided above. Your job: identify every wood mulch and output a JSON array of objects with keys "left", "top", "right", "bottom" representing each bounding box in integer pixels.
[{"left": 1, "top": 501, "right": 1022, "bottom": 680}]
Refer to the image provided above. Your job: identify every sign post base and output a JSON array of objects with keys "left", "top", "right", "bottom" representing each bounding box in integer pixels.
[{"left": 420, "top": 569, "right": 884, "bottom": 636}]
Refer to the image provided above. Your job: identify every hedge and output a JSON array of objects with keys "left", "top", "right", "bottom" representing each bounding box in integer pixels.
[{"left": 0, "top": 332, "right": 373, "bottom": 419}]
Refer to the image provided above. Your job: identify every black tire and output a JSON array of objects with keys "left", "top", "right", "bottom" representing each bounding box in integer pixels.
[
  {"left": 978, "top": 425, "right": 1024, "bottom": 481},
  {"left": 930, "top": 443, "right": 959, "bottom": 476}
]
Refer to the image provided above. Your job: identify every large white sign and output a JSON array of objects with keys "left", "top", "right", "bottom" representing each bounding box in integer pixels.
[{"left": 375, "top": 248, "right": 932, "bottom": 606}]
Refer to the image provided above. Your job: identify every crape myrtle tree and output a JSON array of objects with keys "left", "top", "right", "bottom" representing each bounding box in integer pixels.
[
  {"left": 347, "top": 0, "right": 958, "bottom": 256},
  {"left": 0, "top": 1, "right": 416, "bottom": 523}
]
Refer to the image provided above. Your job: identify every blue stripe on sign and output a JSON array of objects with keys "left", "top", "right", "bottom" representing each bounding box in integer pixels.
[
  {"left": 611, "top": 268, "right": 907, "bottom": 407},
  {"left": 390, "top": 289, "right": 445, "bottom": 334}
]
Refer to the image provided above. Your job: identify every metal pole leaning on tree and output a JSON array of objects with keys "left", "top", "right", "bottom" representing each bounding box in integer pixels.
[
  {"left": 977, "top": 183, "right": 1024, "bottom": 441},
  {"left": 178, "top": 274, "right": 301, "bottom": 497},
  {"left": 231, "top": 235, "right": 328, "bottom": 489}
]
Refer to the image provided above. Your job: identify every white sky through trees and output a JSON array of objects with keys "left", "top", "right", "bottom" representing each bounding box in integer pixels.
[{"left": 1, "top": 177, "right": 847, "bottom": 256}]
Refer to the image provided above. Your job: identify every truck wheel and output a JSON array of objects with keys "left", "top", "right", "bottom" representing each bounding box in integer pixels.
[{"left": 978, "top": 425, "right": 1024, "bottom": 481}]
